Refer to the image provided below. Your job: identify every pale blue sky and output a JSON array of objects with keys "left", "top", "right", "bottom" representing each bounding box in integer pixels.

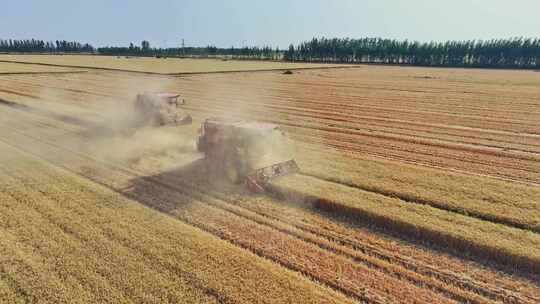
[{"left": 3, "top": 0, "right": 539, "bottom": 48}]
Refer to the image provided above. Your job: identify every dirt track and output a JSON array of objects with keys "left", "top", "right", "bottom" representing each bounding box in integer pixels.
[{"left": 0, "top": 65, "right": 539, "bottom": 303}]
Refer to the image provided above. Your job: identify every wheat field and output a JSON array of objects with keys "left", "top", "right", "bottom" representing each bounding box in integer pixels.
[{"left": 0, "top": 60, "right": 539, "bottom": 303}]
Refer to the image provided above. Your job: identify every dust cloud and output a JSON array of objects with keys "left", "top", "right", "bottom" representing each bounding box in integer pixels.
[
  {"left": 196, "top": 72, "right": 299, "bottom": 171},
  {"left": 25, "top": 71, "right": 299, "bottom": 178},
  {"left": 249, "top": 129, "right": 296, "bottom": 169},
  {"left": 29, "top": 75, "right": 199, "bottom": 172}
]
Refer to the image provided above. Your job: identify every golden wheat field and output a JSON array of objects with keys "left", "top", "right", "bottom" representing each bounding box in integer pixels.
[
  {"left": 0, "top": 54, "right": 344, "bottom": 74},
  {"left": 0, "top": 59, "right": 539, "bottom": 303}
]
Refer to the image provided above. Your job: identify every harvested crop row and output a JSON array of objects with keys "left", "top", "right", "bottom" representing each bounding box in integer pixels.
[
  {"left": 171, "top": 96, "right": 540, "bottom": 173},
  {"left": 178, "top": 68, "right": 540, "bottom": 112},
  {"left": 205, "top": 191, "right": 540, "bottom": 304},
  {"left": 238, "top": 102, "right": 540, "bottom": 151},
  {"left": 176, "top": 84, "right": 540, "bottom": 136},
  {"left": 295, "top": 144, "right": 540, "bottom": 232},
  {"left": 0, "top": 141, "right": 354, "bottom": 304},
  {"left": 179, "top": 94, "right": 540, "bottom": 153},
  {"left": 174, "top": 74, "right": 540, "bottom": 133},
  {"left": 7, "top": 70, "right": 540, "bottom": 136},
  {"left": 290, "top": 130, "right": 540, "bottom": 184},
  {"left": 269, "top": 174, "right": 540, "bottom": 274},
  {"left": 7, "top": 70, "right": 540, "bottom": 151},
  {"left": 177, "top": 95, "right": 540, "bottom": 162},
  {"left": 258, "top": 69, "right": 540, "bottom": 111}
]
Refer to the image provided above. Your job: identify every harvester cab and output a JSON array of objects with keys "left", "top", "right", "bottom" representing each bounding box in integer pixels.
[
  {"left": 197, "top": 117, "right": 300, "bottom": 193},
  {"left": 133, "top": 92, "right": 192, "bottom": 128}
]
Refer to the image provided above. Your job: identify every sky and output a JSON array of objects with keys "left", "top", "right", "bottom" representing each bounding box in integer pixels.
[{"left": 3, "top": 0, "right": 540, "bottom": 48}]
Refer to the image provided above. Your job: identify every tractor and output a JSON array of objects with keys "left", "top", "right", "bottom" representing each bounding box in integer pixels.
[
  {"left": 132, "top": 92, "right": 192, "bottom": 128},
  {"left": 197, "top": 117, "right": 300, "bottom": 192}
]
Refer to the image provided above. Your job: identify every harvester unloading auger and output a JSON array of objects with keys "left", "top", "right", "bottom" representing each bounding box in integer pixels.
[
  {"left": 132, "top": 92, "right": 192, "bottom": 128},
  {"left": 197, "top": 117, "right": 300, "bottom": 193}
]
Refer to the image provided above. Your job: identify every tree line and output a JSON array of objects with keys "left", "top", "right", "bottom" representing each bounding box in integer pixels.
[
  {"left": 284, "top": 37, "right": 540, "bottom": 68},
  {"left": 3, "top": 37, "right": 540, "bottom": 68},
  {"left": 0, "top": 38, "right": 280, "bottom": 59},
  {"left": 98, "top": 41, "right": 281, "bottom": 60},
  {"left": 0, "top": 39, "right": 94, "bottom": 53}
]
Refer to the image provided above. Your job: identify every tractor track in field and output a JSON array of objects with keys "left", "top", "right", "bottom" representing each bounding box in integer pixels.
[
  {"left": 0, "top": 108, "right": 537, "bottom": 304},
  {"left": 298, "top": 142, "right": 540, "bottom": 192},
  {"left": 291, "top": 131, "right": 540, "bottom": 184},
  {"left": 258, "top": 104, "right": 540, "bottom": 150}
]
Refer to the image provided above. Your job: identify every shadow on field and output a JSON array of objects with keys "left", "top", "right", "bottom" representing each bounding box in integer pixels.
[
  {"left": 122, "top": 159, "right": 207, "bottom": 214},
  {"left": 123, "top": 157, "right": 540, "bottom": 284},
  {"left": 267, "top": 188, "right": 540, "bottom": 284},
  {"left": 124, "top": 158, "right": 242, "bottom": 215}
]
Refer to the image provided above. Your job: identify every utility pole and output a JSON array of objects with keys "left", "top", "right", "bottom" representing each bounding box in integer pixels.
[{"left": 182, "top": 39, "right": 185, "bottom": 56}]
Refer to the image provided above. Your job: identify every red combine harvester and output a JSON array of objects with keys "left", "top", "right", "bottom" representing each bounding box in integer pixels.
[{"left": 197, "top": 117, "right": 300, "bottom": 192}]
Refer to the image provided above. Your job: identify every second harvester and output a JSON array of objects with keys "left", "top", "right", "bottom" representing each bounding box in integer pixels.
[{"left": 197, "top": 117, "right": 300, "bottom": 192}]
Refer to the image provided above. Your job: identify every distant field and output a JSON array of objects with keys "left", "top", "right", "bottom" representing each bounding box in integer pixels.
[
  {"left": 0, "top": 55, "right": 345, "bottom": 74},
  {"left": 0, "top": 61, "right": 84, "bottom": 74}
]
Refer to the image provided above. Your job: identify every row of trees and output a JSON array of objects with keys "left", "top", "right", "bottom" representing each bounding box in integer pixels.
[
  {"left": 98, "top": 41, "right": 282, "bottom": 60},
  {"left": 0, "top": 39, "right": 94, "bottom": 53},
  {"left": 284, "top": 37, "right": 540, "bottom": 68},
  {"left": 4, "top": 37, "right": 540, "bottom": 68}
]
